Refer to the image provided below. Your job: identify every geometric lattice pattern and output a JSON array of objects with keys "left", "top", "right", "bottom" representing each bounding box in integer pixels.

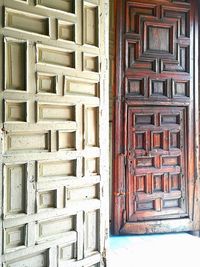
[
  {"left": 127, "top": 107, "right": 187, "bottom": 222},
  {"left": 125, "top": 1, "right": 191, "bottom": 99},
  {"left": 113, "top": 0, "right": 198, "bottom": 235},
  {"left": 0, "top": 1, "right": 108, "bottom": 266}
]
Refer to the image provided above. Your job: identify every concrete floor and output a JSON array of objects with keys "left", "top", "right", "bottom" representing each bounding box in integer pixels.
[{"left": 108, "top": 233, "right": 200, "bottom": 267}]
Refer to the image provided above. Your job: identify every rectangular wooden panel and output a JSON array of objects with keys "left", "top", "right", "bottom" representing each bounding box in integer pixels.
[
  {"left": 84, "top": 158, "right": 99, "bottom": 176},
  {"left": 66, "top": 185, "right": 98, "bottom": 201},
  {"left": 6, "top": 251, "right": 48, "bottom": 267},
  {"left": 36, "top": 0, "right": 75, "bottom": 14},
  {"left": 127, "top": 106, "right": 186, "bottom": 221},
  {"left": 5, "top": 8, "right": 49, "bottom": 36},
  {"left": 5, "top": 39, "right": 26, "bottom": 91},
  {"left": 4, "top": 164, "right": 26, "bottom": 216},
  {"left": 37, "top": 216, "right": 74, "bottom": 240},
  {"left": 84, "top": 3, "right": 98, "bottom": 46},
  {"left": 58, "top": 131, "right": 76, "bottom": 151},
  {"left": 84, "top": 210, "right": 98, "bottom": 257},
  {"left": 37, "top": 103, "right": 75, "bottom": 122},
  {"left": 38, "top": 160, "right": 76, "bottom": 180},
  {"left": 37, "top": 45, "right": 75, "bottom": 68},
  {"left": 64, "top": 77, "right": 99, "bottom": 97},
  {"left": 84, "top": 106, "right": 99, "bottom": 147},
  {"left": 5, "top": 132, "right": 50, "bottom": 152}
]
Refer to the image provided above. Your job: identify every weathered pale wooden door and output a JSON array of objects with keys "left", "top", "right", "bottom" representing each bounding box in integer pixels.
[
  {"left": 113, "top": 0, "right": 200, "bottom": 234},
  {"left": 0, "top": 0, "right": 109, "bottom": 266}
]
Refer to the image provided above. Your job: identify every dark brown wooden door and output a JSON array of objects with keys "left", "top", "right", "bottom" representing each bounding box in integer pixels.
[{"left": 113, "top": 0, "right": 200, "bottom": 234}]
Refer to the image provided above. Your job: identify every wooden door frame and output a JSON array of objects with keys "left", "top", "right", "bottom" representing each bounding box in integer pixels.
[{"left": 112, "top": 0, "right": 200, "bottom": 235}]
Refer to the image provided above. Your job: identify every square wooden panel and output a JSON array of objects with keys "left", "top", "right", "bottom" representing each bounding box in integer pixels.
[
  {"left": 125, "top": 1, "right": 191, "bottom": 77},
  {"left": 149, "top": 79, "right": 169, "bottom": 98},
  {"left": 58, "top": 241, "right": 77, "bottom": 264},
  {"left": 144, "top": 21, "right": 175, "bottom": 56},
  {"left": 148, "top": 27, "right": 170, "bottom": 52},
  {"left": 83, "top": 53, "right": 99, "bottom": 72},
  {"left": 58, "top": 131, "right": 76, "bottom": 151},
  {"left": 57, "top": 20, "right": 76, "bottom": 42},
  {"left": 126, "top": 78, "right": 145, "bottom": 97},
  {"left": 37, "top": 73, "right": 58, "bottom": 94},
  {"left": 38, "top": 189, "right": 57, "bottom": 210},
  {"left": 172, "top": 79, "right": 190, "bottom": 98},
  {"left": 5, "top": 101, "right": 27, "bottom": 122},
  {"left": 4, "top": 224, "right": 27, "bottom": 252}
]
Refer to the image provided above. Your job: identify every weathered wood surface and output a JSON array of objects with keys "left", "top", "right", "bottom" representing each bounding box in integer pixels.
[
  {"left": 112, "top": 0, "right": 200, "bottom": 235},
  {"left": 0, "top": 0, "right": 109, "bottom": 266}
]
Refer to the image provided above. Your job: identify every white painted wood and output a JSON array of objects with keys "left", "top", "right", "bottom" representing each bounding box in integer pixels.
[{"left": 0, "top": 0, "right": 109, "bottom": 266}]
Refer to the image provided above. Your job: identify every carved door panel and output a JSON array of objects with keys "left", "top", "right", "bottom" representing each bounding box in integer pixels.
[
  {"left": 0, "top": 1, "right": 109, "bottom": 266},
  {"left": 113, "top": 0, "right": 200, "bottom": 234},
  {"left": 127, "top": 106, "right": 187, "bottom": 222}
]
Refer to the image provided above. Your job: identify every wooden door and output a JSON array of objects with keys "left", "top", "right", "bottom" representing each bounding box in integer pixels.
[
  {"left": 0, "top": 0, "right": 109, "bottom": 266},
  {"left": 113, "top": 0, "right": 200, "bottom": 234}
]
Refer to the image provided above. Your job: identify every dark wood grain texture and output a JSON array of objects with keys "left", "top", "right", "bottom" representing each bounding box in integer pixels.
[{"left": 112, "top": 0, "right": 200, "bottom": 235}]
